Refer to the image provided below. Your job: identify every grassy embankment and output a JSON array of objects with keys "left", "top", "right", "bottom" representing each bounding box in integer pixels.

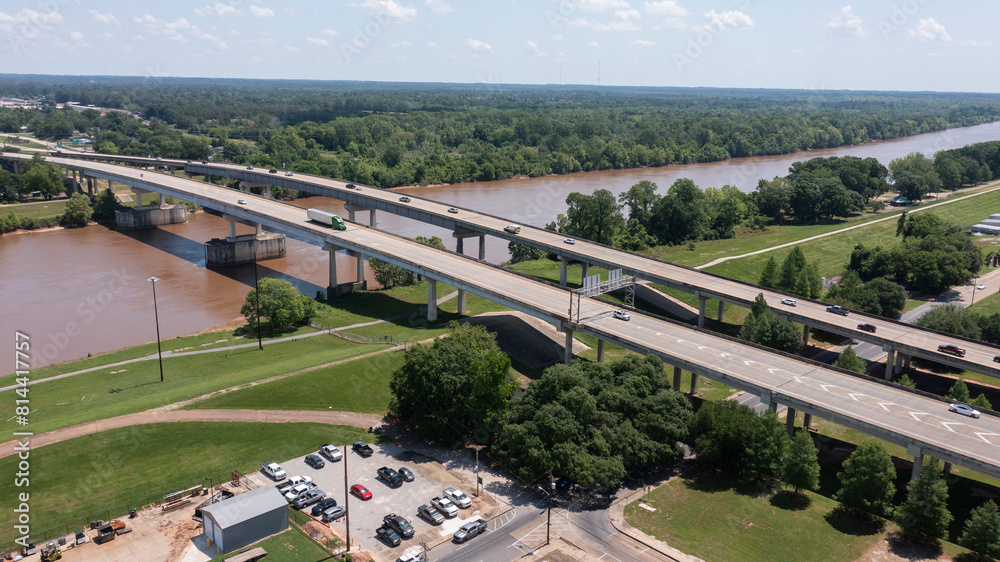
[
  {"left": 208, "top": 525, "right": 334, "bottom": 562},
  {"left": 0, "top": 422, "right": 369, "bottom": 550}
]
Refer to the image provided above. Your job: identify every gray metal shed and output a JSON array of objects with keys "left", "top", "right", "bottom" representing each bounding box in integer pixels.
[{"left": 202, "top": 486, "right": 288, "bottom": 554}]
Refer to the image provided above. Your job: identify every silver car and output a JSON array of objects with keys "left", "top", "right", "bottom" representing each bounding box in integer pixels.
[{"left": 949, "top": 403, "right": 981, "bottom": 418}]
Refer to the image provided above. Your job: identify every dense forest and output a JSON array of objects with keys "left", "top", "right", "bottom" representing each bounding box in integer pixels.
[{"left": 4, "top": 76, "right": 1000, "bottom": 188}]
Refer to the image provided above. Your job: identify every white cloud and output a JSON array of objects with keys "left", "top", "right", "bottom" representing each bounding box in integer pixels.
[
  {"left": 553, "top": 33, "right": 564, "bottom": 41},
  {"left": 88, "top": 9, "right": 120, "bottom": 26},
  {"left": 927, "top": 52, "right": 944, "bottom": 57},
  {"left": 574, "top": 0, "right": 632, "bottom": 12},
  {"left": 465, "top": 38, "right": 493, "bottom": 52},
  {"left": 615, "top": 8, "right": 641, "bottom": 20},
  {"left": 321, "top": 28, "right": 338, "bottom": 36},
  {"left": 352, "top": 0, "right": 417, "bottom": 23},
  {"left": 132, "top": 14, "right": 227, "bottom": 49},
  {"left": 306, "top": 36, "right": 329, "bottom": 46},
  {"left": 702, "top": 9, "right": 753, "bottom": 30},
  {"left": 566, "top": 17, "right": 640, "bottom": 31},
  {"left": 389, "top": 40, "right": 411, "bottom": 48},
  {"left": 586, "top": 40, "right": 599, "bottom": 47},
  {"left": 133, "top": 35, "right": 145, "bottom": 42},
  {"left": 630, "top": 38, "right": 654, "bottom": 46},
  {"left": 285, "top": 45, "right": 300, "bottom": 51},
  {"left": 909, "top": 18, "right": 951, "bottom": 42},
  {"left": 965, "top": 39, "right": 994, "bottom": 47},
  {"left": 524, "top": 40, "right": 546, "bottom": 56},
  {"left": 426, "top": 41, "right": 440, "bottom": 48},
  {"left": 193, "top": 4, "right": 242, "bottom": 17},
  {"left": 826, "top": 5, "right": 865, "bottom": 36},
  {"left": 425, "top": 0, "right": 454, "bottom": 13},
  {"left": 643, "top": 1, "right": 688, "bottom": 17},
  {"left": 70, "top": 31, "right": 83, "bottom": 41},
  {"left": 250, "top": 6, "right": 276, "bottom": 18},
  {"left": 0, "top": 8, "right": 64, "bottom": 39}
]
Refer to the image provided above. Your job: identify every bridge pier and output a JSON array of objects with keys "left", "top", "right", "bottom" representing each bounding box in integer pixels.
[
  {"left": 596, "top": 339, "right": 605, "bottom": 362},
  {"left": 345, "top": 203, "right": 376, "bottom": 227},
  {"left": 943, "top": 462, "right": 952, "bottom": 477},
  {"left": 115, "top": 205, "right": 188, "bottom": 229},
  {"left": 904, "top": 354, "right": 911, "bottom": 369},
  {"left": 559, "top": 256, "right": 569, "bottom": 286},
  {"left": 326, "top": 242, "right": 339, "bottom": 297},
  {"left": 717, "top": 301, "right": 725, "bottom": 321},
  {"left": 802, "top": 325, "right": 810, "bottom": 347},
  {"left": 908, "top": 444, "right": 923, "bottom": 481},
  {"left": 456, "top": 289, "right": 467, "bottom": 314},
  {"left": 673, "top": 366, "right": 682, "bottom": 392},
  {"left": 354, "top": 251, "right": 365, "bottom": 287},
  {"left": 895, "top": 352, "right": 904, "bottom": 374},
  {"left": 803, "top": 413, "right": 812, "bottom": 430},
  {"left": 786, "top": 407, "right": 796, "bottom": 437},
  {"left": 768, "top": 401, "right": 778, "bottom": 413},
  {"left": 564, "top": 329, "right": 574, "bottom": 365},
  {"left": 697, "top": 294, "right": 706, "bottom": 329},
  {"left": 427, "top": 279, "right": 438, "bottom": 322},
  {"left": 885, "top": 347, "right": 895, "bottom": 380},
  {"left": 323, "top": 242, "right": 365, "bottom": 298},
  {"left": 205, "top": 232, "right": 286, "bottom": 267},
  {"left": 582, "top": 263, "right": 589, "bottom": 280},
  {"left": 478, "top": 235, "right": 485, "bottom": 260},
  {"left": 689, "top": 372, "right": 699, "bottom": 395},
  {"left": 453, "top": 227, "right": 482, "bottom": 257}
]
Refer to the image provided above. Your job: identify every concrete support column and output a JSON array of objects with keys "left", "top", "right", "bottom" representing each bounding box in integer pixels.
[
  {"left": 229, "top": 220, "right": 236, "bottom": 239},
  {"left": 802, "top": 325, "right": 810, "bottom": 347},
  {"left": 907, "top": 444, "right": 923, "bottom": 481},
  {"left": 943, "top": 462, "right": 952, "bottom": 477},
  {"left": 673, "top": 366, "right": 682, "bottom": 392},
  {"left": 697, "top": 295, "right": 707, "bottom": 329},
  {"left": 347, "top": 209, "right": 356, "bottom": 222},
  {"left": 582, "top": 263, "right": 590, "bottom": 281},
  {"left": 478, "top": 235, "right": 486, "bottom": 260},
  {"left": 456, "top": 236, "right": 464, "bottom": 255},
  {"left": 559, "top": 256, "right": 569, "bottom": 286},
  {"left": 564, "top": 330, "right": 574, "bottom": 365},
  {"left": 885, "top": 348, "right": 896, "bottom": 380},
  {"left": 768, "top": 401, "right": 778, "bottom": 413},
  {"left": 255, "top": 223, "right": 262, "bottom": 235},
  {"left": 456, "top": 289, "right": 467, "bottom": 314},
  {"left": 354, "top": 252, "right": 364, "bottom": 283},
  {"left": 904, "top": 355, "right": 912, "bottom": 369},
  {"left": 786, "top": 407, "right": 797, "bottom": 438},
  {"left": 206, "top": 174, "right": 213, "bottom": 183},
  {"left": 718, "top": 301, "right": 725, "bottom": 321},
  {"left": 427, "top": 280, "right": 438, "bottom": 322},
  {"left": 265, "top": 186, "right": 271, "bottom": 198},
  {"left": 159, "top": 193, "right": 165, "bottom": 206},
  {"left": 369, "top": 209, "right": 376, "bottom": 228},
  {"left": 327, "top": 248, "right": 338, "bottom": 297},
  {"left": 690, "top": 372, "right": 699, "bottom": 395},
  {"left": 803, "top": 413, "right": 812, "bottom": 430},
  {"left": 596, "top": 339, "right": 605, "bottom": 363},
  {"left": 894, "top": 352, "right": 904, "bottom": 375}
]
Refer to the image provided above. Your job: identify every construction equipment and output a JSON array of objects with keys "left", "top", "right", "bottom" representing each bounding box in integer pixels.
[{"left": 40, "top": 542, "right": 62, "bottom": 561}]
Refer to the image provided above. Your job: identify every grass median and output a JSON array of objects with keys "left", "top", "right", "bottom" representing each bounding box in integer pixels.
[{"left": 0, "top": 422, "right": 370, "bottom": 550}]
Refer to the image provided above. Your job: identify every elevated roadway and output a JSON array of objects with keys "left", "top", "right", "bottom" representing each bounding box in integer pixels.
[
  {"left": 46, "top": 150, "right": 1000, "bottom": 382},
  {"left": 7, "top": 152, "right": 1000, "bottom": 482}
]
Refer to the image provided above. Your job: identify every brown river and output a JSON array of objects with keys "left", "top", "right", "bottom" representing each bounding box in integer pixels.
[{"left": 5, "top": 120, "right": 1000, "bottom": 374}]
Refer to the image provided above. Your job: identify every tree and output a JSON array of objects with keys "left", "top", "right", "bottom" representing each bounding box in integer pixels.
[
  {"left": 60, "top": 192, "right": 93, "bottom": 227},
  {"left": 564, "top": 189, "right": 625, "bottom": 245},
  {"left": 754, "top": 176, "right": 792, "bottom": 221},
  {"left": 21, "top": 153, "right": 63, "bottom": 199},
  {"left": 389, "top": 322, "right": 516, "bottom": 444},
  {"left": 415, "top": 235, "right": 446, "bottom": 249},
  {"left": 896, "top": 374, "right": 917, "bottom": 388},
  {"left": 834, "top": 347, "right": 866, "bottom": 374},
  {"left": 970, "top": 393, "right": 993, "bottom": 411},
  {"left": 240, "top": 277, "right": 315, "bottom": 332},
  {"left": 507, "top": 240, "right": 546, "bottom": 263},
  {"left": 947, "top": 378, "right": 971, "bottom": 402},
  {"left": 692, "top": 400, "right": 787, "bottom": 479},
  {"left": 915, "top": 305, "right": 981, "bottom": 340},
  {"left": 369, "top": 257, "right": 415, "bottom": 289},
  {"left": 896, "top": 457, "right": 953, "bottom": 544},
  {"left": 649, "top": 178, "right": 708, "bottom": 245},
  {"left": 759, "top": 257, "right": 778, "bottom": 288},
  {"left": 865, "top": 277, "right": 907, "bottom": 317},
  {"left": 834, "top": 440, "right": 897, "bottom": 518},
  {"left": 959, "top": 500, "right": 1000, "bottom": 559},
  {"left": 783, "top": 430, "right": 820, "bottom": 495},
  {"left": 739, "top": 293, "right": 803, "bottom": 354},
  {"left": 92, "top": 187, "right": 125, "bottom": 221},
  {"left": 777, "top": 247, "right": 807, "bottom": 292},
  {"left": 618, "top": 180, "right": 660, "bottom": 229},
  {"left": 889, "top": 152, "right": 941, "bottom": 201}
]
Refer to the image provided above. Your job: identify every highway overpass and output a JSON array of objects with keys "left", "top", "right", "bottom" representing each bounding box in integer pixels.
[
  {"left": 6, "top": 152, "right": 1000, "bottom": 483},
  {"left": 46, "top": 150, "right": 1000, "bottom": 383}
]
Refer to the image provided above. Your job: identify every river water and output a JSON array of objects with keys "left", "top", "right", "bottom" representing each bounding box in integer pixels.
[{"left": 4, "top": 120, "right": 1000, "bottom": 374}]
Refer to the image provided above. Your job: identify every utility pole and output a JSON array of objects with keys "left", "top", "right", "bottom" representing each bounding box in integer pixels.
[
  {"left": 147, "top": 276, "right": 164, "bottom": 382},
  {"left": 253, "top": 241, "right": 262, "bottom": 350},
  {"left": 344, "top": 444, "right": 350, "bottom": 556},
  {"left": 538, "top": 469, "right": 553, "bottom": 547}
]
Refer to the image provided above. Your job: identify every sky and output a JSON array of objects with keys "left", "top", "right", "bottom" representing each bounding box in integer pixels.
[{"left": 1, "top": 0, "right": 998, "bottom": 93}]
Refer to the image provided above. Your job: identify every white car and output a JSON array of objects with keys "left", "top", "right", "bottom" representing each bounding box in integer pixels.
[
  {"left": 261, "top": 462, "right": 286, "bottom": 481},
  {"left": 237, "top": 199, "right": 247, "bottom": 205},
  {"left": 444, "top": 487, "right": 472, "bottom": 509},
  {"left": 430, "top": 496, "right": 459, "bottom": 517},
  {"left": 780, "top": 298, "right": 797, "bottom": 307},
  {"left": 978, "top": 284, "right": 987, "bottom": 290},
  {"left": 564, "top": 238, "right": 576, "bottom": 245},
  {"left": 285, "top": 171, "right": 294, "bottom": 176},
  {"left": 949, "top": 403, "right": 981, "bottom": 418},
  {"left": 612, "top": 310, "right": 631, "bottom": 321},
  {"left": 286, "top": 475, "right": 313, "bottom": 488},
  {"left": 319, "top": 444, "right": 343, "bottom": 461}
]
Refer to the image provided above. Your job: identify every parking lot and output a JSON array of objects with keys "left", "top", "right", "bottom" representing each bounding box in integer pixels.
[{"left": 253, "top": 439, "right": 495, "bottom": 558}]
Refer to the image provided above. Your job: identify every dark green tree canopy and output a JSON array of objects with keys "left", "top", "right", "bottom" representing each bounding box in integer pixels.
[
  {"left": 739, "top": 293, "right": 804, "bottom": 354},
  {"left": 240, "top": 277, "right": 315, "bottom": 332},
  {"left": 691, "top": 399, "right": 788, "bottom": 480},
  {"left": 959, "top": 500, "right": 1000, "bottom": 559},
  {"left": 834, "top": 440, "right": 897, "bottom": 518},
  {"left": 783, "top": 430, "right": 821, "bottom": 494},
  {"left": 895, "top": 457, "right": 953, "bottom": 544},
  {"left": 60, "top": 192, "right": 93, "bottom": 227}
]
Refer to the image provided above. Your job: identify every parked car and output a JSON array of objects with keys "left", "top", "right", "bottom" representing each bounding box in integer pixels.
[
  {"left": 377, "top": 466, "right": 404, "bottom": 488},
  {"left": 430, "top": 496, "right": 458, "bottom": 517},
  {"left": 283, "top": 483, "right": 315, "bottom": 502},
  {"left": 322, "top": 505, "right": 346, "bottom": 522},
  {"left": 453, "top": 519, "right": 488, "bottom": 543},
  {"left": 949, "top": 403, "right": 981, "bottom": 418},
  {"left": 304, "top": 454, "right": 325, "bottom": 469},
  {"left": 396, "top": 551, "right": 424, "bottom": 562},
  {"left": 351, "top": 484, "right": 372, "bottom": 500},
  {"left": 444, "top": 487, "right": 472, "bottom": 509},
  {"left": 417, "top": 504, "right": 444, "bottom": 525},
  {"left": 780, "top": 298, "right": 797, "bottom": 307},
  {"left": 383, "top": 513, "right": 415, "bottom": 538},
  {"left": 938, "top": 344, "right": 967, "bottom": 357},
  {"left": 826, "top": 305, "right": 849, "bottom": 316},
  {"left": 283, "top": 475, "right": 313, "bottom": 488},
  {"left": 564, "top": 238, "right": 576, "bottom": 245},
  {"left": 504, "top": 224, "right": 521, "bottom": 234},
  {"left": 311, "top": 498, "right": 337, "bottom": 517},
  {"left": 292, "top": 488, "right": 326, "bottom": 510},
  {"left": 447, "top": 207, "right": 459, "bottom": 214},
  {"left": 377, "top": 525, "right": 402, "bottom": 547},
  {"left": 857, "top": 323, "right": 876, "bottom": 333},
  {"left": 352, "top": 441, "right": 374, "bottom": 457},
  {"left": 399, "top": 196, "right": 411, "bottom": 203},
  {"left": 612, "top": 310, "right": 631, "bottom": 321},
  {"left": 398, "top": 467, "right": 415, "bottom": 482},
  {"left": 319, "top": 444, "right": 343, "bottom": 462},
  {"left": 261, "top": 462, "right": 286, "bottom": 481}
]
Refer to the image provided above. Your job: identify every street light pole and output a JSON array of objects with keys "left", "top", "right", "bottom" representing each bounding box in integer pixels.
[
  {"left": 253, "top": 241, "right": 262, "bottom": 350},
  {"left": 147, "top": 276, "right": 164, "bottom": 383},
  {"left": 538, "top": 469, "right": 553, "bottom": 547}
]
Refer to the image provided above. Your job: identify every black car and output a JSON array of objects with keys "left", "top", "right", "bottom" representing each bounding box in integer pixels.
[
  {"left": 291, "top": 488, "right": 326, "bottom": 510},
  {"left": 383, "top": 513, "right": 415, "bottom": 538},
  {"left": 346, "top": 183, "right": 356, "bottom": 189},
  {"left": 311, "top": 497, "right": 337, "bottom": 517},
  {"left": 397, "top": 467, "right": 414, "bottom": 482},
  {"left": 352, "top": 441, "right": 374, "bottom": 457},
  {"left": 376, "top": 525, "right": 402, "bottom": 547},
  {"left": 377, "top": 466, "right": 403, "bottom": 487},
  {"left": 268, "top": 168, "right": 278, "bottom": 173},
  {"left": 304, "top": 454, "right": 325, "bottom": 469},
  {"left": 453, "top": 519, "right": 488, "bottom": 543}
]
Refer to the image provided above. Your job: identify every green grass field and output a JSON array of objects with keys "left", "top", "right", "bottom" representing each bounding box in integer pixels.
[
  {"left": 209, "top": 525, "right": 333, "bottom": 562},
  {"left": 0, "top": 422, "right": 369, "bottom": 549},
  {"left": 0, "top": 199, "right": 68, "bottom": 221}
]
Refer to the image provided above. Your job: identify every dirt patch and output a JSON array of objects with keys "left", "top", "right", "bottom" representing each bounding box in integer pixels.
[
  {"left": 461, "top": 312, "right": 589, "bottom": 370},
  {"left": 165, "top": 518, "right": 204, "bottom": 561}
]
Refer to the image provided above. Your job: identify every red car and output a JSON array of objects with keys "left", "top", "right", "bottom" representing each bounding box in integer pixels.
[
  {"left": 857, "top": 323, "right": 876, "bottom": 333},
  {"left": 350, "top": 484, "right": 372, "bottom": 500}
]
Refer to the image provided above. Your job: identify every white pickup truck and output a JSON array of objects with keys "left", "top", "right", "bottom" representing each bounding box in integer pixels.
[{"left": 261, "top": 462, "right": 287, "bottom": 481}]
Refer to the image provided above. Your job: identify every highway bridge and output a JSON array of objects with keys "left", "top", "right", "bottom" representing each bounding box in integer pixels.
[
  {"left": 7, "top": 151, "right": 1000, "bottom": 483},
  {"left": 46, "top": 150, "right": 1000, "bottom": 383}
]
